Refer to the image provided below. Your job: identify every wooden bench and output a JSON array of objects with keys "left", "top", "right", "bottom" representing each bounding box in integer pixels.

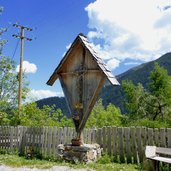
[{"left": 145, "top": 146, "right": 171, "bottom": 171}]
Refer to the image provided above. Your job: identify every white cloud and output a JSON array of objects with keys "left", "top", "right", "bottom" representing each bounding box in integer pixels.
[
  {"left": 16, "top": 61, "right": 37, "bottom": 74},
  {"left": 106, "top": 58, "right": 120, "bottom": 69},
  {"left": 29, "top": 89, "right": 64, "bottom": 100},
  {"left": 124, "top": 62, "right": 141, "bottom": 66},
  {"left": 85, "top": 0, "right": 171, "bottom": 70}
]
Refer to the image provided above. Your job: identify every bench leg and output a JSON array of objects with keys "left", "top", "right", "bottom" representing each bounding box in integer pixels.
[{"left": 152, "top": 160, "right": 159, "bottom": 171}]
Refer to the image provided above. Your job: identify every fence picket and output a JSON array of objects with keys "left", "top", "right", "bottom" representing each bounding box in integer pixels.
[
  {"left": 130, "top": 127, "right": 138, "bottom": 163},
  {"left": 118, "top": 127, "right": 124, "bottom": 163},
  {"left": 112, "top": 127, "right": 117, "bottom": 158},
  {"left": 147, "top": 128, "right": 154, "bottom": 145},
  {"left": 107, "top": 127, "right": 111, "bottom": 155},
  {"left": 52, "top": 127, "right": 57, "bottom": 158},
  {"left": 97, "top": 128, "right": 102, "bottom": 147},
  {"left": 47, "top": 127, "right": 52, "bottom": 157},
  {"left": 124, "top": 127, "right": 131, "bottom": 163},
  {"left": 136, "top": 127, "right": 143, "bottom": 163},
  {"left": 167, "top": 128, "right": 171, "bottom": 148},
  {"left": 102, "top": 127, "right": 106, "bottom": 152},
  {"left": 41, "top": 127, "right": 45, "bottom": 156},
  {"left": 154, "top": 128, "right": 160, "bottom": 146},
  {"left": 160, "top": 128, "right": 166, "bottom": 147}
]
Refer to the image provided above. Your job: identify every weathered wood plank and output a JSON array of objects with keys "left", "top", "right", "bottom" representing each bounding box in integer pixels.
[
  {"left": 59, "top": 127, "right": 63, "bottom": 144},
  {"left": 102, "top": 127, "right": 106, "bottom": 153},
  {"left": 41, "top": 127, "right": 45, "bottom": 156},
  {"left": 97, "top": 128, "right": 102, "bottom": 147},
  {"left": 44, "top": 127, "right": 48, "bottom": 157},
  {"left": 160, "top": 128, "right": 166, "bottom": 147},
  {"left": 124, "top": 127, "right": 131, "bottom": 163},
  {"left": 19, "top": 126, "right": 26, "bottom": 155},
  {"left": 154, "top": 128, "right": 160, "bottom": 147},
  {"left": 38, "top": 127, "right": 42, "bottom": 152},
  {"left": 47, "top": 127, "right": 52, "bottom": 157},
  {"left": 136, "top": 127, "right": 143, "bottom": 163},
  {"left": 112, "top": 127, "right": 117, "bottom": 159},
  {"left": 147, "top": 128, "right": 154, "bottom": 145},
  {"left": 92, "top": 128, "right": 97, "bottom": 144},
  {"left": 167, "top": 128, "right": 171, "bottom": 148},
  {"left": 118, "top": 127, "right": 124, "bottom": 163},
  {"left": 52, "top": 127, "right": 57, "bottom": 158},
  {"left": 88, "top": 128, "right": 91, "bottom": 144},
  {"left": 130, "top": 127, "right": 138, "bottom": 163},
  {"left": 107, "top": 127, "right": 111, "bottom": 155},
  {"left": 9, "top": 126, "right": 14, "bottom": 151}
]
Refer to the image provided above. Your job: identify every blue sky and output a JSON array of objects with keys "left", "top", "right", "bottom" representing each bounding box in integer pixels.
[{"left": 1, "top": 0, "right": 171, "bottom": 100}]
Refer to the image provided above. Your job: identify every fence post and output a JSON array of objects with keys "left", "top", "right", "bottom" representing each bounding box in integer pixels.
[
  {"left": 147, "top": 128, "right": 154, "bottom": 146},
  {"left": 160, "top": 128, "right": 166, "bottom": 147},
  {"left": 130, "top": 127, "right": 138, "bottom": 163},
  {"left": 167, "top": 128, "right": 171, "bottom": 148},
  {"left": 19, "top": 126, "right": 27, "bottom": 155},
  {"left": 107, "top": 126, "right": 112, "bottom": 155},
  {"left": 102, "top": 127, "right": 107, "bottom": 153},
  {"left": 118, "top": 127, "right": 125, "bottom": 163},
  {"left": 124, "top": 127, "right": 131, "bottom": 163}
]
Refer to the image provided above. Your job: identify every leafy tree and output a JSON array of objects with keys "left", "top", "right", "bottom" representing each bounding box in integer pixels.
[
  {"left": 0, "top": 7, "right": 19, "bottom": 114},
  {"left": 148, "top": 63, "right": 171, "bottom": 120},
  {"left": 122, "top": 63, "right": 171, "bottom": 122},
  {"left": 86, "top": 99, "right": 123, "bottom": 128},
  {"left": 0, "top": 57, "right": 18, "bottom": 109},
  {"left": 0, "top": 7, "right": 7, "bottom": 54},
  {"left": 0, "top": 111, "right": 10, "bottom": 125},
  {"left": 0, "top": 7, "right": 29, "bottom": 124},
  {"left": 0, "top": 56, "right": 29, "bottom": 117},
  {"left": 122, "top": 80, "right": 145, "bottom": 119},
  {"left": 16, "top": 103, "right": 73, "bottom": 127}
]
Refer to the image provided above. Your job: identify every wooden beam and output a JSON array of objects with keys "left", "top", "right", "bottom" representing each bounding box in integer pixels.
[
  {"left": 78, "top": 74, "right": 106, "bottom": 132},
  {"left": 58, "top": 75, "right": 72, "bottom": 115},
  {"left": 59, "top": 69, "right": 101, "bottom": 76}
]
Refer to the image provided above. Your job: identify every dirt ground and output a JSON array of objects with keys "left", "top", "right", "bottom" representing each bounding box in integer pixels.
[{"left": 0, "top": 165, "right": 94, "bottom": 171}]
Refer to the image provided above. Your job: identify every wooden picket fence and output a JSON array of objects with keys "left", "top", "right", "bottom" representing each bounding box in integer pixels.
[{"left": 0, "top": 126, "right": 171, "bottom": 163}]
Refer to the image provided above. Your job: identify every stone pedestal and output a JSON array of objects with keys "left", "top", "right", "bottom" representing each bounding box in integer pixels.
[{"left": 57, "top": 143, "right": 102, "bottom": 163}]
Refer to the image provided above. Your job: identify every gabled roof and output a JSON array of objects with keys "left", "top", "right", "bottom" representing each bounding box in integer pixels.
[{"left": 47, "top": 33, "right": 120, "bottom": 86}]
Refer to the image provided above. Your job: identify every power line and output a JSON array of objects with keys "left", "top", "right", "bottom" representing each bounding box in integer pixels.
[
  {"left": 12, "top": 23, "right": 32, "bottom": 115},
  {"left": 11, "top": 39, "right": 20, "bottom": 60}
]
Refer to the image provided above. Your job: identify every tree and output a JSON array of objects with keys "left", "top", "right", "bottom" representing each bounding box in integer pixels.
[
  {"left": 0, "top": 7, "right": 29, "bottom": 125},
  {"left": 122, "top": 63, "right": 171, "bottom": 122},
  {"left": 0, "top": 7, "right": 7, "bottom": 54},
  {"left": 0, "top": 56, "right": 29, "bottom": 113},
  {"left": 148, "top": 63, "right": 171, "bottom": 120},
  {"left": 122, "top": 80, "right": 145, "bottom": 119},
  {"left": 86, "top": 99, "right": 123, "bottom": 128},
  {"left": 17, "top": 102, "right": 73, "bottom": 127}
]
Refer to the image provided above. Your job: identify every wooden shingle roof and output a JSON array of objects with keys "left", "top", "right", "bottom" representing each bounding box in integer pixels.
[{"left": 47, "top": 33, "right": 119, "bottom": 86}]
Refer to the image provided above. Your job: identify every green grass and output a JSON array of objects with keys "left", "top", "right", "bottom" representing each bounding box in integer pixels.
[{"left": 0, "top": 154, "right": 139, "bottom": 171}]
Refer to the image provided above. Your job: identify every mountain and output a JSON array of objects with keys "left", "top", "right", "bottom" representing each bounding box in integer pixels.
[
  {"left": 36, "top": 96, "right": 69, "bottom": 117},
  {"left": 100, "top": 52, "right": 171, "bottom": 112},
  {"left": 36, "top": 52, "right": 171, "bottom": 115}
]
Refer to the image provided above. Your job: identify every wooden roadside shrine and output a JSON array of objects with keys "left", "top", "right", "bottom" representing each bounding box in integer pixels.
[{"left": 47, "top": 33, "right": 119, "bottom": 144}]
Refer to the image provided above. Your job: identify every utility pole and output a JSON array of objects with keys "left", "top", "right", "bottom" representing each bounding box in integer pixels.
[{"left": 13, "top": 24, "right": 32, "bottom": 114}]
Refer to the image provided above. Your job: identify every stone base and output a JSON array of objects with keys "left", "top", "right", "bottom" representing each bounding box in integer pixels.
[{"left": 57, "top": 143, "right": 102, "bottom": 163}]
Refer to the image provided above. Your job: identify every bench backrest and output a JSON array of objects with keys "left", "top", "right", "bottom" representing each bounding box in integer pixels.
[
  {"left": 146, "top": 146, "right": 171, "bottom": 158},
  {"left": 156, "top": 147, "right": 171, "bottom": 155}
]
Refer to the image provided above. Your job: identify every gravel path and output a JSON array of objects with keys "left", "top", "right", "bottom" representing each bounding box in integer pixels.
[{"left": 0, "top": 165, "right": 94, "bottom": 171}]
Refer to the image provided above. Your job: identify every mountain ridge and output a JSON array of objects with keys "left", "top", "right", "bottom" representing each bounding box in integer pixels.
[{"left": 36, "top": 52, "right": 171, "bottom": 116}]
